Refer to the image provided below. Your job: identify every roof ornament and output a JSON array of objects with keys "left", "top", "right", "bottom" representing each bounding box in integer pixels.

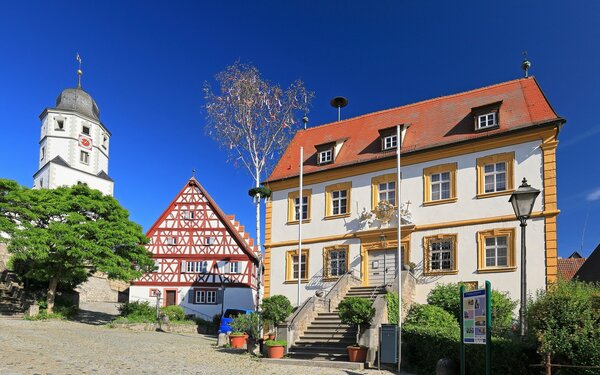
[
  {"left": 76, "top": 53, "right": 83, "bottom": 88},
  {"left": 521, "top": 51, "right": 531, "bottom": 78},
  {"left": 302, "top": 114, "right": 309, "bottom": 130},
  {"left": 330, "top": 96, "right": 348, "bottom": 122},
  {"left": 192, "top": 168, "right": 196, "bottom": 178}
]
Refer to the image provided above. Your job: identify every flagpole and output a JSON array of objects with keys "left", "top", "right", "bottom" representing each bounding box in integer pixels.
[
  {"left": 396, "top": 124, "right": 403, "bottom": 372},
  {"left": 297, "top": 147, "right": 304, "bottom": 307}
]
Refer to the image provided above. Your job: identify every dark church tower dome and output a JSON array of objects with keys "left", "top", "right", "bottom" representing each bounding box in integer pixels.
[{"left": 55, "top": 87, "right": 100, "bottom": 121}]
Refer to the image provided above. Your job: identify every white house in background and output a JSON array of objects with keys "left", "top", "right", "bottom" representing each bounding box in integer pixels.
[
  {"left": 33, "top": 78, "right": 113, "bottom": 196},
  {"left": 263, "top": 77, "right": 564, "bottom": 305},
  {"left": 129, "top": 177, "right": 260, "bottom": 320}
]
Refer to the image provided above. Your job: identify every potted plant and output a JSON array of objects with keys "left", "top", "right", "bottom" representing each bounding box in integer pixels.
[
  {"left": 230, "top": 312, "right": 261, "bottom": 353},
  {"left": 338, "top": 297, "right": 375, "bottom": 363},
  {"left": 261, "top": 295, "right": 292, "bottom": 340},
  {"left": 229, "top": 331, "right": 247, "bottom": 348},
  {"left": 265, "top": 339, "right": 287, "bottom": 359}
]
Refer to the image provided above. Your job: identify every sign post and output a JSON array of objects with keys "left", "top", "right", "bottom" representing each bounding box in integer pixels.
[{"left": 460, "top": 281, "right": 492, "bottom": 375}]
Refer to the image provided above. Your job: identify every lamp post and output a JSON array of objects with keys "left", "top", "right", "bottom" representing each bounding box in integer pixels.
[{"left": 509, "top": 178, "right": 540, "bottom": 339}]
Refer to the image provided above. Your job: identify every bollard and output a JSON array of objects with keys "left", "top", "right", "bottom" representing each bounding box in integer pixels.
[{"left": 436, "top": 358, "right": 458, "bottom": 375}]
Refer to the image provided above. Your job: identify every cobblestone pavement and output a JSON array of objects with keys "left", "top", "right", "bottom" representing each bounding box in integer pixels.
[{"left": 0, "top": 318, "right": 396, "bottom": 375}]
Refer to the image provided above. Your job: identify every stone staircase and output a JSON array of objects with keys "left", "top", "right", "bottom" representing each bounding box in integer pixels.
[
  {"left": 287, "top": 285, "right": 386, "bottom": 361},
  {"left": 0, "top": 271, "right": 25, "bottom": 318}
]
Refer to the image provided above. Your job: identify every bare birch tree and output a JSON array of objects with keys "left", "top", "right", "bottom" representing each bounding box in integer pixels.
[{"left": 203, "top": 62, "right": 313, "bottom": 305}]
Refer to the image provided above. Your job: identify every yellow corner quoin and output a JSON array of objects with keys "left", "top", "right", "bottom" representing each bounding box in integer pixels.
[
  {"left": 423, "top": 162, "right": 458, "bottom": 206},
  {"left": 541, "top": 137, "right": 559, "bottom": 285},
  {"left": 476, "top": 228, "right": 517, "bottom": 273},
  {"left": 264, "top": 200, "right": 272, "bottom": 297}
]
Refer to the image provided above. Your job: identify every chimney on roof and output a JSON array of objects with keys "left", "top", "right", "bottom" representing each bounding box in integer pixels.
[{"left": 330, "top": 96, "right": 348, "bottom": 121}]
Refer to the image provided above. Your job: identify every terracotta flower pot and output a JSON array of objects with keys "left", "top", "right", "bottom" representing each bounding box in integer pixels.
[
  {"left": 267, "top": 345, "right": 285, "bottom": 359},
  {"left": 347, "top": 345, "right": 368, "bottom": 362},
  {"left": 267, "top": 333, "right": 275, "bottom": 340},
  {"left": 230, "top": 334, "right": 247, "bottom": 348}
]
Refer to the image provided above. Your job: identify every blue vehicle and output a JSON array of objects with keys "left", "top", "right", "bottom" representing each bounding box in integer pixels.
[{"left": 218, "top": 308, "right": 253, "bottom": 334}]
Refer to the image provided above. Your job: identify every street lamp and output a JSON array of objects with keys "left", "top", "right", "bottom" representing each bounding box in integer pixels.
[{"left": 509, "top": 178, "right": 540, "bottom": 339}]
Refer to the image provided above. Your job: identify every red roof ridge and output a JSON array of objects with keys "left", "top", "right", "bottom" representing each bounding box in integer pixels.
[{"left": 303, "top": 77, "right": 534, "bottom": 132}]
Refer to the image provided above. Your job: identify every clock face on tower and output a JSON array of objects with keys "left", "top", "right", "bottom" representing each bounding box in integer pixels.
[{"left": 79, "top": 135, "right": 92, "bottom": 150}]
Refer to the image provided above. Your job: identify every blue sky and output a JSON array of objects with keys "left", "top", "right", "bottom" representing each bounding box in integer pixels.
[{"left": 1, "top": 1, "right": 598, "bottom": 257}]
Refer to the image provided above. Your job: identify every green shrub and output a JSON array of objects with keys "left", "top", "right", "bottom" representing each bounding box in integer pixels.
[
  {"left": 261, "top": 295, "right": 292, "bottom": 326},
  {"left": 426, "top": 283, "right": 516, "bottom": 336},
  {"left": 528, "top": 280, "right": 600, "bottom": 374},
  {"left": 160, "top": 305, "right": 185, "bottom": 321},
  {"left": 118, "top": 301, "right": 155, "bottom": 321},
  {"left": 386, "top": 292, "right": 399, "bottom": 324},
  {"left": 230, "top": 312, "right": 261, "bottom": 338},
  {"left": 402, "top": 304, "right": 534, "bottom": 375},
  {"left": 27, "top": 298, "right": 78, "bottom": 320},
  {"left": 338, "top": 297, "right": 374, "bottom": 345}
]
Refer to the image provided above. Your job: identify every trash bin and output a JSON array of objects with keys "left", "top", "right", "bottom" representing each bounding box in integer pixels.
[{"left": 380, "top": 324, "right": 398, "bottom": 364}]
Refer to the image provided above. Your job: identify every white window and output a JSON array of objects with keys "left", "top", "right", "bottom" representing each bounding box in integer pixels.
[
  {"left": 484, "top": 162, "right": 507, "bottom": 193},
  {"left": 40, "top": 147, "right": 45, "bottom": 161},
  {"left": 485, "top": 236, "right": 508, "bottom": 267},
  {"left": 319, "top": 149, "right": 333, "bottom": 164},
  {"left": 294, "top": 196, "right": 308, "bottom": 221},
  {"left": 80, "top": 151, "right": 89, "bottom": 165},
  {"left": 199, "top": 261, "right": 208, "bottom": 273},
  {"left": 195, "top": 289, "right": 216, "bottom": 304},
  {"left": 477, "top": 112, "right": 497, "bottom": 129},
  {"left": 166, "top": 237, "right": 177, "bottom": 246},
  {"left": 153, "top": 260, "right": 160, "bottom": 273},
  {"left": 82, "top": 125, "right": 90, "bottom": 135},
  {"left": 292, "top": 254, "right": 307, "bottom": 280},
  {"left": 55, "top": 119, "right": 64, "bottom": 131},
  {"left": 331, "top": 190, "right": 348, "bottom": 215},
  {"left": 183, "top": 210, "right": 194, "bottom": 220},
  {"left": 327, "top": 249, "right": 347, "bottom": 277},
  {"left": 187, "top": 261, "right": 207, "bottom": 273},
  {"left": 40, "top": 177, "right": 43, "bottom": 188},
  {"left": 429, "top": 240, "right": 454, "bottom": 271},
  {"left": 383, "top": 134, "right": 397, "bottom": 150},
  {"left": 378, "top": 181, "right": 396, "bottom": 206},
  {"left": 430, "top": 172, "right": 451, "bottom": 201},
  {"left": 229, "top": 261, "right": 239, "bottom": 274},
  {"left": 206, "top": 237, "right": 215, "bottom": 246}
]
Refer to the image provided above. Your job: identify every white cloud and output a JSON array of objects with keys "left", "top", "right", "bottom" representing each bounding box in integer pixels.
[{"left": 586, "top": 188, "right": 600, "bottom": 201}]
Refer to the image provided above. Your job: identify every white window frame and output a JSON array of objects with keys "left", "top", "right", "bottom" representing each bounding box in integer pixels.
[
  {"left": 183, "top": 210, "right": 194, "bottom": 220},
  {"left": 229, "top": 261, "right": 239, "bottom": 274},
  {"left": 430, "top": 171, "right": 451, "bottom": 201},
  {"left": 483, "top": 161, "right": 507, "bottom": 193},
  {"left": 319, "top": 149, "right": 333, "bottom": 164},
  {"left": 82, "top": 125, "right": 90, "bottom": 135},
  {"left": 477, "top": 112, "right": 497, "bottom": 129},
  {"left": 166, "top": 237, "right": 177, "bottom": 246},
  {"left": 383, "top": 134, "right": 397, "bottom": 150},
  {"left": 292, "top": 255, "right": 307, "bottom": 280},
  {"left": 80, "top": 150, "right": 89, "bottom": 165},
  {"left": 206, "top": 290, "right": 216, "bottom": 304},
  {"left": 485, "top": 236, "right": 509, "bottom": 268},
  {"left": 294, "top": 196, "right": 308, "bottom": 221},
  {"left": 195, "top": 290, "right": 205, "bottom": 304},
  {"left": 328, "top": 249, "right": 347, "bottom": 277},
  {"left": 331, "top": 189, "right": 348, "bottom": 215},
  {"left": 378, "top": 181, "right": 396, "bottom": 206}
]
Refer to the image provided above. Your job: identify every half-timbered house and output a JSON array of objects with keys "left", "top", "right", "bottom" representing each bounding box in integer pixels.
[{"left": 129, "top": 177, "right": 260, "bottom": 319}]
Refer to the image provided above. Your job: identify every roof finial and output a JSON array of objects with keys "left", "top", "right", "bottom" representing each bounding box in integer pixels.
[
  {"left": 521, "top": 51, "right": 531, "bottom": 78},
  {"left": 192, "top": 168, "right": 196, "bottom": 178},
  {"left": 76, "top": 53, "right": 83, "bottom": 88},
  {"left": 302, "top": 114, "right": 309, "bottom": 130}
]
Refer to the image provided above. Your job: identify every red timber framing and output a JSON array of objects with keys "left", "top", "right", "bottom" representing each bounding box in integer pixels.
[{"left": 133, "top": 178, "right": 260, "bottom": 289}]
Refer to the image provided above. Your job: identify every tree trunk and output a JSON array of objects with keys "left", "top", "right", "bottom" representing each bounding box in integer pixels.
[
  {"left": 254, "top": 172, "right": 263, "bottom": 337},
  {"left": 47, "top": 276, "right": 59, "bottom": 314}
]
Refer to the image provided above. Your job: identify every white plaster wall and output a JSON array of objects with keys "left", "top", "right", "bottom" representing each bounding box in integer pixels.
[
  {"left": 409, "top": 217, "right": 546, "bottom": 303},
  {"left": 129, "top": 286, "right": 256, "bottom": 320},
  {"left": 268, "top": 239, "right": 362, "bottom": 304},
  {"left": 271, "top": 140, "right": 544, "bottom": 243},
  {"left": 49, "top": 163, "right": 114, "bottom": 196}
]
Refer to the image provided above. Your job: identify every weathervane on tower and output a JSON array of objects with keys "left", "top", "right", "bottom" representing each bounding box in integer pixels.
[
  {"left": 521, "top": 51, "right": 531, "bottom": 78},
  {"left": 76, "top": 53, "right": 83, "bottom": 88}
]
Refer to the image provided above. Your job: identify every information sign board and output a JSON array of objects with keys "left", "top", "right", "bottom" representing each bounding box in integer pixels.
[{"left": 462, "top": 288, "right": 487, "bottom": 344}]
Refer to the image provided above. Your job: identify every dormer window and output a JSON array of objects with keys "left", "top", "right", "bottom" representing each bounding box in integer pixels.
[
  {"left": 477, "top": 112, "right": 497, "bottom": 130},
  {"left": 383, "top": 134, "right": 397, "bottom": 150},
  {"left": 472, "top": 101, "right": 502, "bottom": 131},
  {"left": 319, "top": 149, "right": 333, "bottom": 164}
]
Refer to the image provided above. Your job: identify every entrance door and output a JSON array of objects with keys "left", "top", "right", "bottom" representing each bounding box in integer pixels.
[
  {"left": 165, "top": 290, "right": 176, "bottom": 306},
  {"left": 368, "top": 248, "right": 404, "bottom": 286}
]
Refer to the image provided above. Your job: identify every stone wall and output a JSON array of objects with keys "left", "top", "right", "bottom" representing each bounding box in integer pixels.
[
  {"left": 0, "top": 242, "right": 9, "bottom": 272},
  {"left": 76, "top": 272, "right": 129, "bottom": 303}
]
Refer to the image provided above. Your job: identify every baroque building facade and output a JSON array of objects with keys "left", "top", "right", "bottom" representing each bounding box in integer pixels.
[{"left": 263, "top": 77, "right": 563, "bottom": 305}]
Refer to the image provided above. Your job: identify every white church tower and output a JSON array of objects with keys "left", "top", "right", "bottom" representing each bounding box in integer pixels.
[{"left": 33, "top": 56, "right": 114, "bottom": 196}]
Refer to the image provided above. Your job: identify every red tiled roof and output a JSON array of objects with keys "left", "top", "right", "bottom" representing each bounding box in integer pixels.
[
  {"left": 267, "top": 77, "right": 561, "bottom": 182},
  {"left": 557, "top": 258, "right": 587, "bottom": 280}
]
